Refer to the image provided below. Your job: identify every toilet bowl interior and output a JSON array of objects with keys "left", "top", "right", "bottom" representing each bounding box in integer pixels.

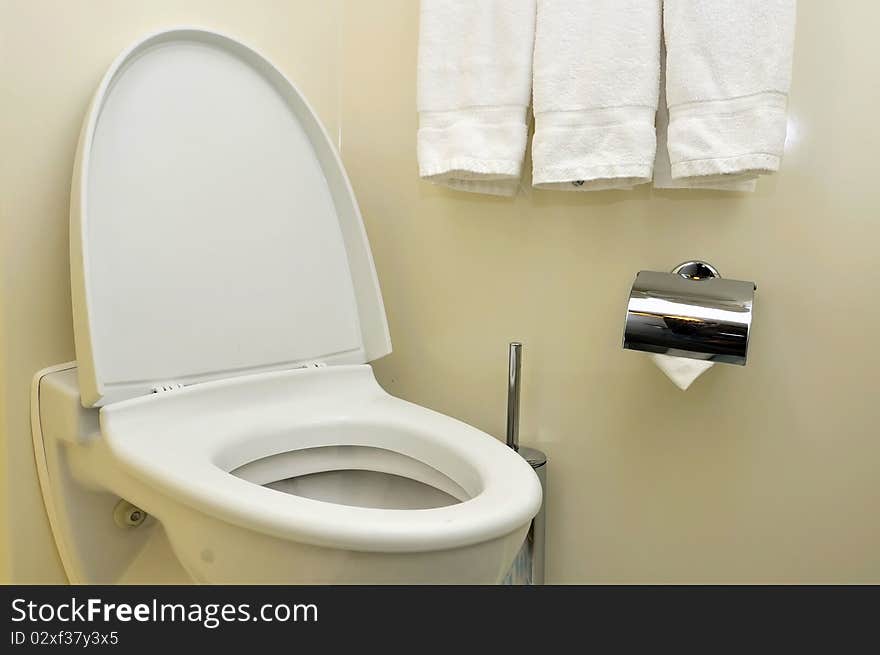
[
  {"left": 267, "top": 469, "right": 458, "bottom": 510},
  {"left": 230, "top": 445, "right": 470, "bottom": 510}
]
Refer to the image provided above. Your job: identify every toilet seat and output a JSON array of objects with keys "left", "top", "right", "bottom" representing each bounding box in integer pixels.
[{"left": 99, "top": 365, "right": 541, "bottom": 552}]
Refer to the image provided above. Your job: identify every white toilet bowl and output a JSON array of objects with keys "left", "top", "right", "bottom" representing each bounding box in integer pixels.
[
  {"left": 31, "top": 27, "right": 542, "bottom": 584},
  {"left": 33, "top": 363, "right": 539, "bottom": 583}
]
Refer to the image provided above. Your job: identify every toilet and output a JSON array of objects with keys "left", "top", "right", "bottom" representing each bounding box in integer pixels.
[{"left": 30, "top": 27, "right": 542, "bottom": 584}]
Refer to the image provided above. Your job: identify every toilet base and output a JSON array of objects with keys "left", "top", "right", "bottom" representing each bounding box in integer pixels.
[{"left": 32, "top": 363, "right": 190, "bottom": 583}]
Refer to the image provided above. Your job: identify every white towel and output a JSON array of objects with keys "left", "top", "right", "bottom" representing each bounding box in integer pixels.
[
  {"left": 532, "top": 0, "right": 662, "bottom": 191},
  {"left": 417, "top": 0, "right": 536, "bottom": 196},
  {"left": 651, "top": 354, "right": 714, "bottom": 391},
  {"left": 663, "top": 1, "right": 797, "bottom": 185},
  {"left": 653, "top": 41, "right": 757, "bottom": 192}
]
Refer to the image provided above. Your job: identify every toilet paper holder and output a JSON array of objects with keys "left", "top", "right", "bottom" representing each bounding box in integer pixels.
[{"left": 622, "top": 260, "right": 756, "bottom": 366}]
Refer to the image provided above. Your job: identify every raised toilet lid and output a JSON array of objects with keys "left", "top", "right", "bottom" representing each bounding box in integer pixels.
[{"left": 70, "top": 28, "right": 390, "bottom": 407}]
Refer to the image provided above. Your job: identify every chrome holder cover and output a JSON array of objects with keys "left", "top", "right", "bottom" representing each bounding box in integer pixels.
[{"left": 623, "top": 261, "right": 756, "bottom": 366}]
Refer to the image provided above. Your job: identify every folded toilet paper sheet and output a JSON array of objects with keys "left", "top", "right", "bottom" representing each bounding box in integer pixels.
[{"left": 651, "top": 354, "right": 714, "bottom": 391}]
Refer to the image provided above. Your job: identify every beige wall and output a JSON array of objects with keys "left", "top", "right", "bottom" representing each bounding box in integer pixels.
[
  {"left": 340, "top": 2, "right": 880, "bottom": 582},
  {"left": 0, "top": 273, "right": 7, "bottom": 581},
  {"left": 0, "top": 0, "right": 342, "bottom": 583},
  {"left": 2, "top": 1, "right": 878, "bottom": 584}
]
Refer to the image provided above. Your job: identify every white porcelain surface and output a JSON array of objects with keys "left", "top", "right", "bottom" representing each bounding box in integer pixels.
[
  {"left": 33, "top": 363, "right": 540, "bottom": 583},
  {"left": 261, "top": 467, "right": 460, "bottom": 510},
  {"left": 99, "top": 364, "right": 540, "bottom": 553}
]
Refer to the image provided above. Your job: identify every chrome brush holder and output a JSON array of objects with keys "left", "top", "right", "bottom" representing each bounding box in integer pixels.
[
  {"left": 502, "top": 342, "right": 546, "bottom": 585},
  {"left": 623, "top": 261, "right": 756, "bottom": 366}
]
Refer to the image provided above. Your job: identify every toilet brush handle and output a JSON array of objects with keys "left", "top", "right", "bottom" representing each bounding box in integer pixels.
[{"left": 506, "top": 342, "right": 522, "bottom": 451}]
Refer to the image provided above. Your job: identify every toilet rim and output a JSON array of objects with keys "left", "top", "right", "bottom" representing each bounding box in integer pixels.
[
  {"left": 210, "top": 415, "right": 487, "bottom": 500},
  {"left": 99, "top": 365, "right": 543, "bottom": 552}
]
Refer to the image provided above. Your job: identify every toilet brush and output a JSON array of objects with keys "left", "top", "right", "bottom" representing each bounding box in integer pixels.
[{"left": 502, "top": 342, "right": 547, "bottom": 585}]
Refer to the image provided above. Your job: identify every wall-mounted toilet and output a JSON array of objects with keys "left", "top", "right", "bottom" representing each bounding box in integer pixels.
[{"left": 31, "top": 28, "right": 541, "bottom": 584}]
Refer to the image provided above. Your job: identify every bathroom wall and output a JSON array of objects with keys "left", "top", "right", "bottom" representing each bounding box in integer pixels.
[
  {"left": 2, "top": 1, "right": 878, "bottom": 585},
  {"left": 0, "top": 297, "right": 7, "bottom": 580},
  {"left": 0, "top": 0, "right": 342, "bottom": 583},
  {"left": 339, "top": 2, "right": 880, "bottom": 582}
]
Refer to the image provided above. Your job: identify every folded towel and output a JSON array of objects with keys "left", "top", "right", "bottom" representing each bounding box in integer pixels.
[
  {"left": 651, "top": 354, "right": 714, "bottom": 391},
  {"left": 417, "top": 0, "right": 537, "bottom": 196},
  {"left": 532, "top": 0, "right": 662, "bottom": 191},
  {"left": 663, "top": 1, "right": 797, "bottom": 184},
  {"left": 653, "top": 40, "right": 756, "bottom": 192}
]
